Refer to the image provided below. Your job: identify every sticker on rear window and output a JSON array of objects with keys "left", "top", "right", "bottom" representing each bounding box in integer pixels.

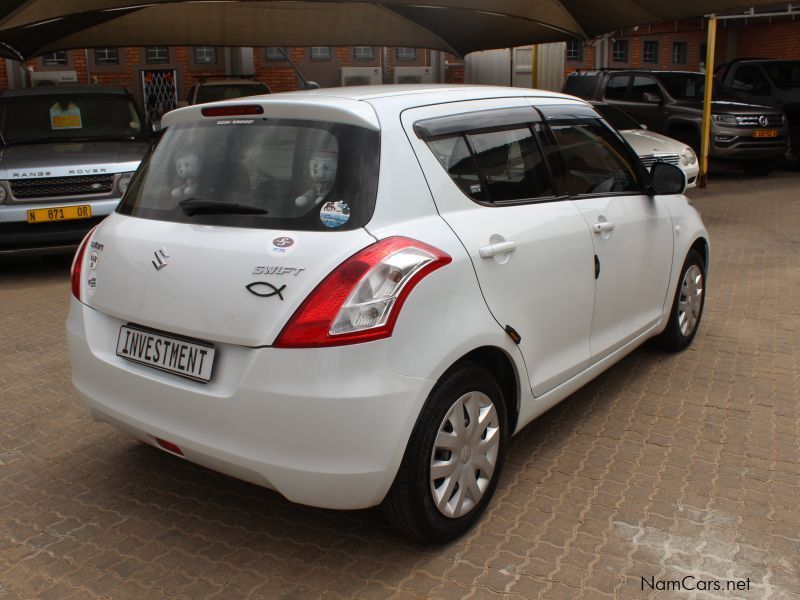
[
  {"left": 320, "top": 201, "right": 351, "bottom": 228},
  {"left": 50, "top": 102, "right": 83, "bottom": 130}
]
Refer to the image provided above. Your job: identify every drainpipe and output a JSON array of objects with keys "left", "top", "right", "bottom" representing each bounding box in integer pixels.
[{"left": 84, "top": 49, "right": 92, "bottom": 84}]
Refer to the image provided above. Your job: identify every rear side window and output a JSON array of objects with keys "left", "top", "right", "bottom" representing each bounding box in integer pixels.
[
  {"left": 118, "top": 118, "right": 380, "bottom": 231},
  {"left": 426, "top": 126, "right": 554, "bottom": 204},
  {"left": 630, "top": 76, "right": 662, "bottom": 102},
  {"left": 549, "top": 119, "right": 640, "bottom": 196},
  {"left": 562, "top": 74, "right": 602, "bottom": 99},
  {"left": 195, "top": 84, "right": 270, "bottom": 104},
  {"left": 605, "top": 75, "right": 630, "bottom": 100}
]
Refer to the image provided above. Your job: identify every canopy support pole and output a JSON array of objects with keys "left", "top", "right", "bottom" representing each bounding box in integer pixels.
[{"left": 698, "top": 14, "right": 717, "bottom": 188}]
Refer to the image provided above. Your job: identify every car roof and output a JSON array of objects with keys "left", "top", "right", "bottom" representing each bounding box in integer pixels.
[
  {"left": 0, "top": 85, "right": 130, "bottom": 98},
  {"left": 280, "top": 84, "right": 578, "bottom": 109},
  {"left": 163, "top": 85, "right": 586, "bottom": 131}
]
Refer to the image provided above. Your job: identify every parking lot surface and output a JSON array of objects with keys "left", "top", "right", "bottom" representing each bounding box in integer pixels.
[{"left": 1, "top": 170, "right": 799, "bottom": 600}]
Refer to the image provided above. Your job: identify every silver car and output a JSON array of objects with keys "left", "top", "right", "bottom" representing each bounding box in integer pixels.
[{"left": 0, "top": 86, "right": 149, "bottom": 256}]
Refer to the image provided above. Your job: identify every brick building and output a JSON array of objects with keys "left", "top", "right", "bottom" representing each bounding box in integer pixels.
[
  {"left": 0, "top": 45, "right": 444, "bottom": 103},
  {"left": 564, "top": 16, "right": 800, "bottom": 74}
]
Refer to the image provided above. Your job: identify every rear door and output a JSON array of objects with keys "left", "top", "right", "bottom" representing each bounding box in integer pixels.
[
  {"left": 624, "top": 75, "right": 669, "bottom": 132},
  {"left": 403, "top": 99, "right": 596, "bottom": 397},
  {"left": 86, "top": 108, "right": 382, "bottom": 347},
  {"left": 541, "top": 105, "right": 674, "bottom": 360}
]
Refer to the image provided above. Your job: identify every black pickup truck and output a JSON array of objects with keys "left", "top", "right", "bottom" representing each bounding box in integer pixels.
[
  {"left": 715, "top": 58, "right": 800, "bottom": 168},
  {"left": 563, "top": 70, "right": 788, "bottom": 175}
]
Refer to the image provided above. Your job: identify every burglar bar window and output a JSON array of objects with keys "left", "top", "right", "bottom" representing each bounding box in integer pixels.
[
  {"left": 94, "top": 47, "right": 119, "bottom": 65},
  {"left": 672, "top": 42, "right": 688, "bottom": 65},
  {"left": 396, "top": 48, "right": 417, "bottom": 61},
  {"left": 642, "top": 41, "right": 659, "bottom": 64},
  {"left": 310, "top": 47, "right": 331, "bottom": 60},
  {"left": 566, "top": 41, "right": 583, "bottom": 62},
  {"left": 146, "top": 46, "right": 170, "bottom": 64},
  {"left": 354, "top": 47, "right": 375, "bottom": 60},
  {"left": 194, "top": 46, "right": 217, "bottom": 64},
  {"left": 42, "top": 51, "right": 68, "bottom": 66},
  {"left": 265, "top": 47, "right": 287, "bottom": 61},
  {"left": 612, "top": 39, "right": 629, "bottom": 63}
]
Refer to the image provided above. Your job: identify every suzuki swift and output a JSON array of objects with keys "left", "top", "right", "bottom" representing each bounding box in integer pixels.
[{"left": 67, "top": 85, "right": 709, "bottom": 541}]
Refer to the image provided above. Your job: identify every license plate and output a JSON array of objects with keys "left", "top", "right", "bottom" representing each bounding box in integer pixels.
[
  {"left": 116, "top": 325, "right": 215, "bottom": 383},
  {"left": 753, "top": 129, "right": 778, "bottom": 138},
  {"left": 27, "top": 205, "right": 92, "bottom": 224}
]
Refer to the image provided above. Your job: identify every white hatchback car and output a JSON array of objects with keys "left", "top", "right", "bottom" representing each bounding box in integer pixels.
[{"left": 67, "top": 85, "right": 708, "bottom": 541}]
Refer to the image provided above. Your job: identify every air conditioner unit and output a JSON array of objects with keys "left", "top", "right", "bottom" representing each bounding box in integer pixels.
[
  {"left": 30, "top": 71, "right": 79, "bottom": 86},
  {"left": 341, "top": 67, "right": 383, "bottom": 87},
  {"left": 393, "top": 66, "right": 434, "bottom": 84}
]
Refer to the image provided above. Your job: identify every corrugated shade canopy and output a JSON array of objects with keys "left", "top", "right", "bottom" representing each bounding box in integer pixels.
[{"left": 0, "top": 0, "right": 786, "bottom": 60}]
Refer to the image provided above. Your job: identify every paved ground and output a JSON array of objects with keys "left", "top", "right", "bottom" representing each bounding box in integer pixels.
[{"left": 1, "top": 169, "right": 799, "bottom": 600}]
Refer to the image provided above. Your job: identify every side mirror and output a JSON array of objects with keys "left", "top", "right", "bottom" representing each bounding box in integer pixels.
[
  {"left": 642, "top": 91, "right": 662, "bottom": 104},
  {"left": 649, "top": 162, "right": 686, "bottom": 195}
]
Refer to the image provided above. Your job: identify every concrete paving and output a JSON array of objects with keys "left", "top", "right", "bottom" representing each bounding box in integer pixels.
[{"left": 1, "top": 169, "right": 798, "bottom": 599}]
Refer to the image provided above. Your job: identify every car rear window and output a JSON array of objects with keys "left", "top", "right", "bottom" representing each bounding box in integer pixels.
[
  {"left": 118, "top": 118, "right": 380, "bottom": 231},
  {"left": 195, "top": 84, "right": 270, "bottom": 104}
]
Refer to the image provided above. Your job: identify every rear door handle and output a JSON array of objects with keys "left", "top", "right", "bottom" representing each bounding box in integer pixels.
[
  {"left": 592, "top": 221, "right": 616, "bottom": 234},
  {"left": 479, "top": 241, "right": 517, "bottom": 259}
]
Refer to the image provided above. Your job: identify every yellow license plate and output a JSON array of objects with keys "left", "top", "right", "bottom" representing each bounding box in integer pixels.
[
  {"left": 753, "top": 129, "right": 778, "bottom": 138},
  {"left": 27, "top": 205, "right": 92, "bottom": 224}
]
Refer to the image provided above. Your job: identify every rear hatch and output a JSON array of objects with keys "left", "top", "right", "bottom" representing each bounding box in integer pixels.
[{"left": 84, "top": 99, "right": 381, "bottom": 347}]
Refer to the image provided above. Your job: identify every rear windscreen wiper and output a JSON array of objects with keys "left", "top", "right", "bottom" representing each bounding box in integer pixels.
[{"left": 179, "top": 198, "right": 268, "bottom": 216}]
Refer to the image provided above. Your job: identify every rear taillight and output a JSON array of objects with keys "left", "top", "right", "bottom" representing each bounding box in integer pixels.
[
  {"left": 70, "top": 227, "right": 97, "bottom": 301},
  {"left": 274, "top": 237, "right": 451, "bottom": 348}
]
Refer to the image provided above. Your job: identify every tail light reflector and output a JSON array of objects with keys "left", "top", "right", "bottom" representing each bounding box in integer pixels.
[
  {"left": 155, "top": 438, "right": 184, "bottom": 456},
  {"left": 274, "top": 237, "right": 451, "bottom": 348},
  {"left": 70, "top": 226, "right": 98, "bottom": 301}
]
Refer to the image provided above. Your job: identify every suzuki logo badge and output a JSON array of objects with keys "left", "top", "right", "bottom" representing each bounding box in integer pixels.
[
  {"left": 152, "top": 247, "right": 169, "bottom": 271},
  {"left": 758, "top": 115, "right": 769, "bottom": 127}
]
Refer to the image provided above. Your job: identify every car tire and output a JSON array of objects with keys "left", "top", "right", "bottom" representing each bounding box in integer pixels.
[
  {"left": 741, "top": 160, "right": 774, "bottom": 176},
  {"left": 383, "top": 362, "right": 507, "bottom": 542},
  {"left": 652, "top": 249, "right": 706, "bottom": 352}
]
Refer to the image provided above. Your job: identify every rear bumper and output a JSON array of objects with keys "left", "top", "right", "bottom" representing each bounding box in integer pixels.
[
  {"left": 66, "top": 299, "right": 434, "bottom": 510},
  {"left": 0, "top": 199, "right": 118, "bottom": 256}
]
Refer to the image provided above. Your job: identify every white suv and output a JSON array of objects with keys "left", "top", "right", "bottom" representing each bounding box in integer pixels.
[{"left": 67, "top": 86, "right": 708, "bottom": 541}]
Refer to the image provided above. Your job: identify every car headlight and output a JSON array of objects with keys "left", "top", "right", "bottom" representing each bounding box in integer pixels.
[
  {"left": 711, "top": 113, "right": 737, "bottom": 126},
  {"left": 116, "top": 173, "right": 134, "bottom": 195},
  {"left": 0, "top": 184, "right": 7, "bottom": 203},
  {"left": 680, "top": 146, "right": 697, "bottom": 166}
]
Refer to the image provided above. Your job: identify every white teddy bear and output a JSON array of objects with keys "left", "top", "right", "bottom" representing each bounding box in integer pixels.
[
  {"left": 295, "top": 150, "right": 338, "bottom": 208},
  {"left": 171, "top": 153, "right": 203, "bottom": 199}
]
